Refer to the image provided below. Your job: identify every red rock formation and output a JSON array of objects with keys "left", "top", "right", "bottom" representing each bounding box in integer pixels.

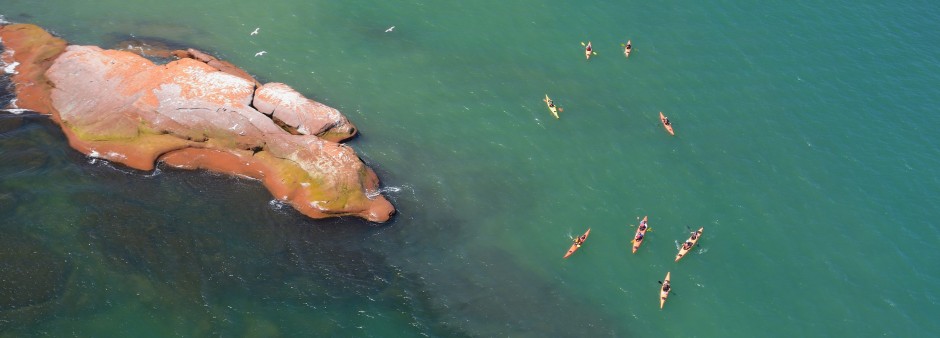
[
  {"left": 253, "top": 82, "right": 358, "bottom": 142},
  {"left": 0, "top": 24, "right": 66, "bottom": 115},
  {"left": 1, "top": 23, "right": 394, "bottom": 223}
]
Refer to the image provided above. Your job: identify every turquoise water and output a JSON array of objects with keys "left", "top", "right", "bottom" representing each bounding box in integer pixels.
[{"left": 2, "top": 0, "right": 940, "bottom": 336}]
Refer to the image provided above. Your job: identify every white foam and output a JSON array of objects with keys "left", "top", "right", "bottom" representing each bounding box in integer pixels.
[
  {"left": 3, "top": 61, "right": 16, "bottom": 74},
  {"left": 106, "top": 152, "right": 127, "bottom": 160},
  {"left": 1, "top": 48, "right": 17, "bottom": 74},
  {"left": 268, "top": 199, "right": 286, "bottom": 210},
  {"left": 0, "top": 109, "right": 30, "bottom": 114}
]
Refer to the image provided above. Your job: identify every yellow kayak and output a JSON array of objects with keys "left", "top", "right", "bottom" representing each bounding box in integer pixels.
[
  {"left": 544, "top": 94, "right": 560, "bottom": 119},
  {"left": 675, "top": 227, "right": 704, "bottom": 262},
  {"left": 660, "top": 271, "right": 671, "bottom": 309}
]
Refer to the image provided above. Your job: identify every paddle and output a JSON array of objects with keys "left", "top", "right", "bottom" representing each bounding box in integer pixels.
[
  {"left": 580, "top": 42, "right": 598, "bottom": 55},
  {"left": 657, "top": 281, "right": 678, "bottom": 296}
]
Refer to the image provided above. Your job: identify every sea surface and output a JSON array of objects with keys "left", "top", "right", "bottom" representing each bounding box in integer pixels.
[{"left": 2, "top": 1, "right": 939, "bottom": 337}]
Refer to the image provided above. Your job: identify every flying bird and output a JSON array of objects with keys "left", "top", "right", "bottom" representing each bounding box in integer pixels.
[
  {"left": 250, "top": 27, "right": 259, "bottom": 36},
  {"left": 385, "top": 26, "right": 395, "bottom": 33},
  {"left": 254, "top": 51, "right": 267, "bottom": 57}
]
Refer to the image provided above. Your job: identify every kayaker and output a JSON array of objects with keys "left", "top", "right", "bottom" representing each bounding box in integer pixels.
[
  {"left": 573, "top": 235, "right": 585, "bottom": 247},
  {"left": 662, "top": 117, "right": 671, "bottom": 126},
  {"left": 690, "top": 230, "right": 700, "bottom": 240},
  {"left": 638, "top": 222, "right": 647, "bottom": 231},
  {"left": 682, "top": 241, "right": 693, "bottom": 250},
  {"left": 547, "top": 99, "right": 555, "bottom": 108},
  {"left": 662, "top": 281, "right": 671, "bottom": 292},
  {"left": 635, "top": 233, "right": 644, "bottom": 241}
]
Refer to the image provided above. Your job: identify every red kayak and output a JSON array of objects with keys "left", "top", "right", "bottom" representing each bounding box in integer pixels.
[{"left": 564, "top": 228, "right": 591, "bottom": 258}]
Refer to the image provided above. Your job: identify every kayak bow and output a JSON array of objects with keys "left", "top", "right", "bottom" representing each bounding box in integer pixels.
[{"left": 564, "top": 228, "right": 591, "bottom": 259}]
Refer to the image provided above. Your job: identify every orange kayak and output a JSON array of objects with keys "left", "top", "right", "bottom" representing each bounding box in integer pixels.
[
  {"left": 631, "top": 216, "right": 649, "bottom": 253},
  {"left": 660, "top": 271, "right": 671, "bottom": 309},
  {"left": 660, "top": 112, "right": 674, "bottom": 135},
  {"left": 564, "top": 228, "right": 591, "bottom": 259},
  {"left": 675, "top": 227, "right": 704, "bottom": 262}
]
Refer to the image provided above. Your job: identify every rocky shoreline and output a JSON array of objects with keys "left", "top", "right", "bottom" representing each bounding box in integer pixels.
[{"left": 0, "top": 23, "right": 394, "bottom": 223}]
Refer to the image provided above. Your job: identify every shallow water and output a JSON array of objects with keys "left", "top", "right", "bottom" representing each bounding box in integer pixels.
[{"left": 2, "top": 1, "right": 940, "bottom": 336}]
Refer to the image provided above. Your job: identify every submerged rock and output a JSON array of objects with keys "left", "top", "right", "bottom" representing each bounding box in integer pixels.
[{"left": 0, "top": 23, "right": 394, "bottom": 222}]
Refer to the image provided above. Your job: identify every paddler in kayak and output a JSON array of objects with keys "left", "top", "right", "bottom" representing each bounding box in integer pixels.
[
  {"left": 582, "top": 41, "right": 595, "bottom": 60},
  {"left": 635, "top": 221, "right": 648, "bottom": 241},
  {"left": 661, "top": 280, "right": 671, "bottom": 293},
  {"left": 681, "top": 240, "right": 693, "bottom": 250},
  {"left": 573, "top": 233, "right": 587, "bottom": 247},
  {"left": 623, "top": 40, "right": 632, "bottom": 58}
]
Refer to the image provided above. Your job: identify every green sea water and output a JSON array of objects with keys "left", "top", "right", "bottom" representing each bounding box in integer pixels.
[{"left": 2, "top": 0, "right": 939, "bottom": 337}]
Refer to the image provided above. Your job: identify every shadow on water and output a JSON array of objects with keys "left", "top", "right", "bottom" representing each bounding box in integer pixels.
[
  {"left": 0, "top": 230, "right": 71, "bottom": 331},
  {"left": 0, "top": 114, "right": 469, "bottom": 336},
  {"left": 63, "top": 167, "right": 469, "bottom": 336}
]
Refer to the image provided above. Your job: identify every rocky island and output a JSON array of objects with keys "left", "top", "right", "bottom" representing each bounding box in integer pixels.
[{"left": 0, "top": 23, "right": 394, "bottom": 223}]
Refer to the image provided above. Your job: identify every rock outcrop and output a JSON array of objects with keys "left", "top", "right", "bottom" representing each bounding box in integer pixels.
[{"left": 1, "top": 23, "right": 394, "bottom": 223}]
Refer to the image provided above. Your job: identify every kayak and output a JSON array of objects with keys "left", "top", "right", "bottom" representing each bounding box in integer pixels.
[
  {"left": 631, "top": 216, "right": 649, "bottom": 254},
  {"left": 660, "top": 112, "right": 675, "bottom": 135},
  {"left": 624, "top": 40, "right": 632, "bottom": 58},
  {"left": 675, "top": 227, "right": 704, "bottom": 262},
  {"left": 584, "top": 41, "right": 593, "bottom": 60},
  {"left": 660, "top": 271, "right": 671, "bottom": 309},
  {"left": 564, "top": 228, "right": 591, "bottom": 259},
  {"left": 544, "top": 94, "right": 560, "bottom": 119}
]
